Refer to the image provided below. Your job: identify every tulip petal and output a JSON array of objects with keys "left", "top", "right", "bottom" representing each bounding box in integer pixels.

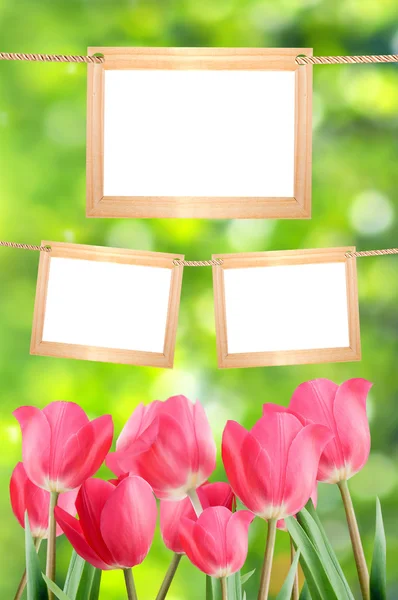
[
  {"left": 250, "top": 413, "right": 303, "bottom": 508},
  {"left": 222, "top": 421, "right": 255, "bottom": 511},
  {"left": 198, "top": 482, "right": 235, "bottom": 511},
  {"left": 13, "top": 406, "right": 51, "bottom": 489},
  {"left": 44, "top": 402, "right": 89, "bottom": 482},
  {"left": 76, "top": 479, "right": 115, "bottom": 564},
  {"left": 262, "top": 403, "right": 306, "bottom": 426},
  {"left": 333, "top": 378, "right": 372, "bottom": 479},
  {"left": 239, "top": 432, "right": 274, "bottom": 516},
  {"left": 56, "top": 489, "right": 79, "bottom": 537},
  {"left": 116, "top": 402, "right": 160, "bottom": 453},
  {"left": 160, "top": 496, "right": 193, "bottom": 553},
  {"left": 134, "top": 413, "right": 192, "bottom": 499},
  {"left": 196, "top": 506, "right": 231, "bottom": 571},
  {"left": 283, "top": 424, "right": 334, "bottom": 517},
  {"left": 10, "top": 463, "right": 27, "bottom": 528},
  {"left": 58, "top": 415, "right": 114, "bottom": 490},
  {"left": 180, "top": 517, "right": 219, "bottom": 576},
  {"left": 55, "top": 506, "right": 110, "bottom": 570},
  {"left": 289, "top": 379, "right": 344, "bottom": 479},
  {"left": 100, "top": 475, "right": 156, "bottom": 568},
  {"left": 226, "top": 510, "right": 254, "bottom": 575},
  {"left": 25, "top": 482, "right": 51, "bottom": 537},
  {"left": 192, "top": 401, "right": 217, "bottom": 482}
]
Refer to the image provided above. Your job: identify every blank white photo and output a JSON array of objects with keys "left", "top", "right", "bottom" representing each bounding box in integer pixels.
[
  {"left": 42, "top": 258, "right": 171, "bottom": 353},
  {"left": 223, "top": 262, "right": 350, "bottom": 354}
]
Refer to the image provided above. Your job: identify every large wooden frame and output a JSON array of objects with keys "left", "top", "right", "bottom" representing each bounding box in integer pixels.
[
  {"left": 212, "top": 247, "right": 361, "bottom": 368},
  {"left": 87, "top": 47, "right": 313, "bottom": 219},
  {"left": 31, "top": 242, "right": 184, "bottom": 368}
]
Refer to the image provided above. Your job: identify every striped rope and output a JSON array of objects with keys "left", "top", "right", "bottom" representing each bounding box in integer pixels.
[
  {"left": 0, "top": 241, "right": 51, "bottom": 252},
  {"left": 346, "top": 248, "right": 398, "bottom": 259},
  {"left": 173, "top": 258, "right": 223, "bottom": 267},
  {"left": 0, "top": 52, "right": 103, "bottom": 64},
  {"left": 296, "top": 54, "right": 398, "bottom": 65}
]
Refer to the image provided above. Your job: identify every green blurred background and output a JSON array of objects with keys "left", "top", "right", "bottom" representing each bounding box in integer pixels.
[{"left": 0, "top": 0, "right": 397, "bottom": 598}]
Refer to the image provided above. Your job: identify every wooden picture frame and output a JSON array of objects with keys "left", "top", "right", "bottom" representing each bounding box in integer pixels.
[
  {"left": 31, "top": 242, "right": 184, "bottom": 368},
  {"left": 87, "top": 47, "right": 313, "bottom": 219},
  {"left": 212, "top": 247, "right": 361, "bottom": 368}
]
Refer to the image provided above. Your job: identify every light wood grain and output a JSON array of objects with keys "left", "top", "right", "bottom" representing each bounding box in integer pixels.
[
  {"left": 86, "top": 47, "right": 313, "bottom": 219},
  {"left": 30, "top": 242, "right": 184, "bottom": 368},
  {"left": 212, "top": 247, "right": 361, "bottom": 368}
]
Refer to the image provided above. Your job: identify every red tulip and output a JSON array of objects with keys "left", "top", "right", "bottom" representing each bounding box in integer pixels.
[
  {"left": 13, "top": 401, "right": 113, "bottom": 492},
  {"left": 180, "top": 506, "right": 254, "bottom": 577},
  {"left": 10, "top": 462, "right": 78, "bottom": 539},
  {"left": 289, "top": 378, "right": 373, "bottom": 483},
  {"left": 107, "top": 395, "right": 216, "bottom": 500},
  {"left": 55, "top": 475, "right": 156, "bottom": 570},
  {"left": 222, "top": 412, "right": 333, "bottom": 520},
  {"left": 160, "top": 482, "right": 235, "bottom": 554}
]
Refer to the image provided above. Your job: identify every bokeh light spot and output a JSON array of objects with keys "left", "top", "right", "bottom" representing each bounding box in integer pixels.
[{"left": 349, "top": 190, "right": 394, "bottom": 236}]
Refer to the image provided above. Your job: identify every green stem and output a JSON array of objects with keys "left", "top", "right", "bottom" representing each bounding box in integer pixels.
[
  {"left": 338, "top": 480, "right": 369, "bottom": 600},
  {"left": 123, "top": 568, "right": 138, "bottom": 600},
  {"left": 155, "top": 553, "right": 182, "bottom": 600},
  {"left": 14, "top": 538, "right": 42, "bottom": 600},
  {"left": 221, "top": 576, "right": 228, "bottom": 600},
  {"left": 258, "top": 519, "right": 277, "bottom": 600},
  {"left": 290, "top": 536, "right": 299, "bottom": 600},
  {"left": 187, "top": 488, "right": 203, "bottom": 517},
  {"left": 46, "top": 492, "right": 59, "bottom": 600}
]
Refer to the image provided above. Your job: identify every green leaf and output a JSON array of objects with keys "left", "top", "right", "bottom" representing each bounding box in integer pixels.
[
  {"left": 206, "top": 573, "right": 243, "bottom": 600},
  {"left": 370, "top": 498, "right": 386, "bottom": 600},
  {"left": 297, "top": 508, "right": 354, "bottom": 600},
  {"left": 241, "top": 569, "right": 255, "bottom": 585},
  {"left": 206, "top": 576, "right": 221, "bottom": 600},
  {"left": 64, "top": 551, "right": 85, "bottom": 599},
  {"left": 24, "top": 513, "right": 48, "bottom": 600},
  {"left": 89, "top": 570, "right": 102, "bottom": 600},
  {"left": 286, "top": 516, "right": 339, "bottom": 600},
  {"left": 299, "top": 582, "right": 312, "bottom": 599},
  {"left": 304, "top": 500, "right": 353, "bottom": 599},
  {"left": 43, "top": 575, "right": 72, "bottom": 600},
  {"left": 75, "top": 562, "right": 97, "bottom": 600},
  {"left": 275, "top": 550, "right": 300, "bottom": 600}
]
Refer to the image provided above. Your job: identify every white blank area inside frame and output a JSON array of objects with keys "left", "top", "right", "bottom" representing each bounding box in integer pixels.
[
  {"left": 87, "top": 47, "right": 313, "bottom": 218},
  {"left": 104, "top": 70, "right": 295, "bottom": 197},
  {"left": 30, "top": 243, "right": 184, "bottom": 368},
  {"left": 213, "top": 248, "right": 361, "bottom": 368}
]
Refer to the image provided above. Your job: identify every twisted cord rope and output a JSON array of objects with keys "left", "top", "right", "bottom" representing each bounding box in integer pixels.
[
  {"left": 173, "top": 258, "right": 223, "bottom": 267},
  {"left": 296, "top": 54, "right": 398, "bottom": 65},
  {"left": 346, "top": 248, "right": 398, "bottom": 259},
  {"left": 0, "top": 241, "right": 51, "bottom": 252},
  {"left": 0, "top": 52, "right": 104, "bottom": 64}
]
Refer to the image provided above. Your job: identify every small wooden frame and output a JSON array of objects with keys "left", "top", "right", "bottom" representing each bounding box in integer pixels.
[
  {"left": 213, "top": 247, "right": 361, "bottom": 368},
  {"left": 31, "top": 242, "right": 184, "bottom": 368},
  {"left": 87, "top": 47, "right": 313, "bottom": 219}
]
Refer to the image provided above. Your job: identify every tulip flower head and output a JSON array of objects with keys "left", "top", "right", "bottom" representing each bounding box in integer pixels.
[
  {"left": 180, "top": 506, "right": 254, "bottom": 578},
  {"left": 160, "top": 481, "right": 235, "bottom": 554},
  {"left": 55, "top": 475, "right": 157, "bottom": 570},
  {"left": 10, "top": 462, "right": 78, "bottom": 539},
  {"left": 13, "top": 401, "right": 113, "bottom": 493},
  {"left": 289, "top": 378, "right": 373, "bottom": 484},
  {"left": 222, "top": 411, "right": 333, "bottom": 521},
  {"left": 107, "top": 395, "right": 216, "bottom": 500}
]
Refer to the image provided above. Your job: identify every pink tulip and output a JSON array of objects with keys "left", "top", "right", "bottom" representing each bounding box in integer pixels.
[
  {"left": 55, "top": 475, "right": 157, "bottom": 570},
  {"left": 160, "top": 482, "right": 235, "bottom": 554},
  {"left": 179, "top": 506, "right": 254, "bottom": 577},
  {"left": 106, "top": 395, "right": 216, "bottom": 500},
  {"left": 222, "top": 411, "right": 333, "bottom": 520},
  {"left": 289, "top": 378, "right": 373, "bottom": 483},
  {"left": 13, "top": 401, "right": 113, "bottom": 492},
  {"left": 10, "top": 462, "right": 78, "bottom": 539}
]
